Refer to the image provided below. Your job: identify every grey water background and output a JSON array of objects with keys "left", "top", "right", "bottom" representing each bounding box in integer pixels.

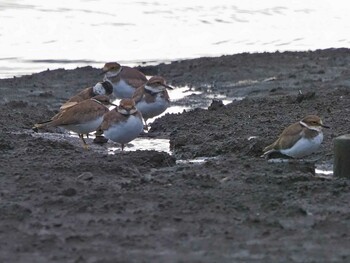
[{"left": 1, "top": 0, "right": 349, "bottom": 78}]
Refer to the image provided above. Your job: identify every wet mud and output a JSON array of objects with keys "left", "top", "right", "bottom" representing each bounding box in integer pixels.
[{"left": 1, "top": 48, "right": 350, "bottom": 262}]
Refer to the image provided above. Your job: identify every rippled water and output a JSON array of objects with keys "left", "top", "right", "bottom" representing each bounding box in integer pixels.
[{"left": 1, "top": 0, "right": 350, "bottom": 78}]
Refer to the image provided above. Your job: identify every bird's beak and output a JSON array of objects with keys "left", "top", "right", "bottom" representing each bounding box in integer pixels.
[
  {"left": 164, "top": 84, "right": 173, "bottom": 90},
  {"left": 321, "top": 124, "right": 330, "bottom": 129}
]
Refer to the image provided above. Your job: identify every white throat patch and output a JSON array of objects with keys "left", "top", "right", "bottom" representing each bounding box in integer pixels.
[
  {"left": 145, "top": 85, "right": 164, "bottom": 94},
  {"left": 105, "top": 68, "right": 122, "bottom": 78},
  {"left": 299, "top": 121, "right": 322, "bottom": 132},
  {"left": 118, "top": 108, "right": 137, "bottom": 115},
  {"left": 92, "top": 83, "right": 106, "bottom": 95}
]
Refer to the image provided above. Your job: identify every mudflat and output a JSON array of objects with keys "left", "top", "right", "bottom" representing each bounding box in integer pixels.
[{"left": 1, "top": 48, "right": 350, "bottom": 262}]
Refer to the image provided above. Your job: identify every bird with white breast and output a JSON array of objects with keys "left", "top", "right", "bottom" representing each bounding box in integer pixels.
[
  {"left": 101, "top": 62, "right": 147, "bottom": 99},
  {"left": 33, "top": 95, "right": 116, "bottom": 149},
  {"left": 133, "top": 76, "right": 172, "bottom": 128},
  {"left": 60, "top": 80, "right": 113, "bottom": 110},
  {"left": 98, "top": 98, "right": 144, "bottom": 151},
  {"left": 262, "top": 115, "right": 329, "bottom": 158}
]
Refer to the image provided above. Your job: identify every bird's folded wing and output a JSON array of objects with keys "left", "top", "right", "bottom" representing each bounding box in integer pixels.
[
  {"left": 52, "top": 102, "right": 108, "bottom": 126},
  {"left": 275, "top": 123, "right": 303, "bottom": 150},
  {"left": 132, "top": 86, "right": 145, "bottom": 103}
]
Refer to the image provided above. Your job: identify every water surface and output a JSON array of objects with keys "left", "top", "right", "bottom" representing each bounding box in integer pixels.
[{"left": 1, "top": 0, "right": 350, "bottom": 78}]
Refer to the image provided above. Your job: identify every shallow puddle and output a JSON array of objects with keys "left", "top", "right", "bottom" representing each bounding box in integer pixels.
[
  {"left": 176, "top": 156, "right": 217, "bottom": 165},
  {"left": 168, "top": 86, "right": 202, "bottom": 100},
  {"left": 68, "top": 132, "right": 171, "bottom": 153},
  {"left": 111, "top": 85, "right": 243, "bottom": 125},
  {"left": 30, "top": 131, "right": 171, "bottom": 154},
  {"left": 107, "top": 138, "right": 170, "bottom": 154},
  {"left": 315, "top": 163, "right": 333, "bottom": 177},
  {"left": 205, "top": 93, "right": 244, "bottom": 105}
]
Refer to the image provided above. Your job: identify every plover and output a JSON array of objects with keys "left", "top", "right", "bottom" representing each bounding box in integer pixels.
[
  {"left": 33, "top": 95, "right": 116, "bottom": 149},
  {"left": 99, "top": 98, "right": 143, "bottom": 151},
  {"left": 60, "top": 80, "right": 113, "bottom": 110},
  {"left": 133, "top": 76, "right": 172, "bottom": 128},
  {"left": 101, "top": 62, "right": 147, "bottom": 99},
  {"left": 262, "top": 115, "right": 329, "bottom": 158}
]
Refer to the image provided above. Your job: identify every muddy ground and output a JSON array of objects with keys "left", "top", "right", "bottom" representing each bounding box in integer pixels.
[{"left": 1, "top": 48, "right": 350, "bottom": 262}]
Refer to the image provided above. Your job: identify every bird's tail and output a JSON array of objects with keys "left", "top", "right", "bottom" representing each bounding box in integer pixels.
[
  {"left": 32, "top": 120, "right": 53, "bottom": 132},
  {"left": 263, "top": 144, "right": 274, "bottom": 153},
  {"left": 261, "top": 143, "right": 276, "bottom": 158}
]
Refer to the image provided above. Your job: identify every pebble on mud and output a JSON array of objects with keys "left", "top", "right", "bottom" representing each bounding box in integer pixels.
[
  {"left": 61, "top": 188, "right": 77, "bottom": 197},
  {"left": 77, "top": 172, "right": 94, "bottom": 181}
]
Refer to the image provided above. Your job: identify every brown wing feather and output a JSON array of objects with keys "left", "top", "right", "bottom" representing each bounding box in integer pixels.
[
  {"left": 126, "top": 78, "right": 147, "bottom": 89},
  {"left": 121, "top": 66, "right": 147, "bottom": 80},
  {"left": 60, "top": 101, "right": 79, "bottom": 110},
  {"left": 71, "top": 87, "right": 94, "bottom": 101},
  {"left": 121, "top": 67, "right": 147, "bottom": 88},
  {"left": 132, "top": 86, "right": 146, "bottom": 103},
  {"left": 263, "top": 122, "right": 304, "bottom": 153},
  {"left": 49, "top": 100, "right": 109, "bottom": 127},
  {"left": 60, "top": 87, "right": 93, "bottom": 110},
  {"left": 35, "top": 106, "right": 70, "bottom": 126}
]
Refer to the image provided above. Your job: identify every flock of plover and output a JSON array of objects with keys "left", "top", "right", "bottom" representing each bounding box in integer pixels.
[
  {"left": 33, "top": 62, "right": 329, "bottom": 158},
  {"left": 33, "top": 62, "right": 172, "bottom": 151}
]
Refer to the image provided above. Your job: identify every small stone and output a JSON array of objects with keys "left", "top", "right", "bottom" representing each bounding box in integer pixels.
[
  {"left": 143, "top": 174, "right": 152, "bottom": 182},
  {"left": 208, "top": 99, "right": 224, "bottom": 110},
  {"left": 61, "top": 188, "right": 77, "bottom": 197},
  {"left": 77, "top": 172, "right": 94, "bottom": 181},
  {"left": 93, "top": 136, "right": 108, "bottom": 144}
]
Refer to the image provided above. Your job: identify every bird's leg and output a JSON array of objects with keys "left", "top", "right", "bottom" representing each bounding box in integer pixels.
[
  {"left": 143, "top": 119, "right": 149, "bottom": 131},
  {"left": 93, "top": 129, "right": 108, "bottom": 144},
  {"left": 121, "top": 143, "right": 125, "bottom": 152},
  {"left": 95, "top": 129, "right": 103, "bottom": 137},
  {"left": 79, "top": 134, "right": 89, "bottom": 150}
]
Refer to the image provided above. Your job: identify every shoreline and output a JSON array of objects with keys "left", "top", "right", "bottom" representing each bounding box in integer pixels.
[{"left": 2, "top": 47, "right": 345, "bottom": 80}]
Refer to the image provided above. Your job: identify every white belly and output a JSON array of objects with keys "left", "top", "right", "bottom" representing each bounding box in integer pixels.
[
  {"left": 113, "top": 79, "right": 136, "bottom": 99},
  {"left": 136, "top": 96, "right": 169, "bottom": 120},
  {"left": 281, "top": 133, "right": 323, "bottom": 158},
  {"left": 103, "top": 115, "right": 143, "bottom": 144},
  {"left": 63, "top": 117, "right": 103, "bottom": 134}
]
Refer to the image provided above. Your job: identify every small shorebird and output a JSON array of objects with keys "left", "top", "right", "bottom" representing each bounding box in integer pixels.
[
  {"left": 60, "top": 80, "right": 113, "bottom": 110},
  {"left": 101, "top": 62, "right": 147, "bottom": 99},
  {"left": 133, "top": 76, "right": 172, "bottom": 128},
  {"left": 99, "top": 98, "right": 143, "bottom": 151},
  {"left": 262, "top": 115, "right": 329, "bottom": 158},
  {"left": 33, "top": 95, "right": 116, "bottom": 149}
]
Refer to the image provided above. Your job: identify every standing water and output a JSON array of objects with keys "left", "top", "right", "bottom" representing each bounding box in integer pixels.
[{"left": 1, "top": 0, "right": 350, "bottom": 78}]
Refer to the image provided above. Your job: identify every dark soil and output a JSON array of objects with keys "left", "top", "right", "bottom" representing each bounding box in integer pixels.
[{"left": 1, "top": 48, "right": 350, "bottom": 262}]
